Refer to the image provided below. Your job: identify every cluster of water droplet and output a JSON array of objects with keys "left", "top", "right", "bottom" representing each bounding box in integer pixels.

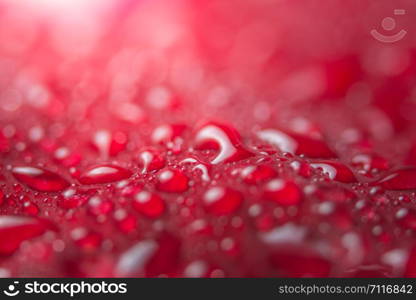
[{"left": 1, "top": 117, "right": 416, "bottom": 277}]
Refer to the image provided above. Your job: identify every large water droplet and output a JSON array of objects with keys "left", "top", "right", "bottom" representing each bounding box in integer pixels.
[
  {"left": 351, "top": 153, "right": 389, "bottom": 172},
  {"left": 257, "top": 129, "right": 336, "bottom": 158},
  {"left": 71, "top": 228, "right": 102, "bottom": 252},
  {"left": 116, "top": 239, "right": 158, "bottom": 276},
  {"left": 88, "top": 196, "right": 114, "bottom": 216},
  {"left": 203, "top": 186, "right": 243, "bottom": 215},
  {"left": 133, "top": 191, "right": 165, "bottom": 218},
  {"left": 92, "top": 130, "right": 127, "bottom": 158},
  {"left": 263, "top": 179, "right": 302, "bottom": 206},
  {"left": 0, "top": 216, "right": 53, "bottom": 255},
  {"left": 180, "top": 157, "right": 211, "bottom": 182},
  {"left": 116, "top": 233, "right": 180, "bottom": 277},
  {"left": 152, "top": 124, "right": 186, "bottom": 144},
  {"left": 195, "top": 122, "right": 253, "bottom": 164},
  {"left": 79, "top": 165, "right": 132, "bottom": 185},
  {"left": 12, "top": 166, "right": 70, "bottom": 192},
  {"left": 156, "top": 168, "right": 189, "bottom": 193},
  {"left": 310, "top": 161, "right": 356, "bottom": 183},
  {"left": 396, "top": 208, "right": 416, "bottom": 230},
  {"left": 137, "top": 148, "right": 165, "bottom": 174},
  {"left": 241, "top": 164, "right": 277, "bottom": 184}
]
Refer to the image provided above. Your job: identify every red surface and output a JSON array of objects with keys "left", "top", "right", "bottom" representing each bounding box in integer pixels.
[{"left": 0, "top": 0, "right": 416, "bottom": 277}]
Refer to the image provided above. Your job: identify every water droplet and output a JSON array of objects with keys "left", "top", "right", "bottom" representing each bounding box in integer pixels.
[
  {"left": 23, "top": 201, "right": 39, "bottom": 216},
  {"left": 310, "top": 161, "right": 356, "bottom": 183},
  {"left": 88, "top": 196, "right": 113, "bottom": 216},
  {"left": 54, "top": 147, "right": 82, "bottom": 167},
  {"left": 92, "top": 130, "right": 127, "bottom": 157},
  {"left": 116, "top": 233, "right": 180, "bottom": 277},
  {"left": 351, "top": 153, "right": 389, "bottom": 172},
  {"left": 396, "top": 208, "right": 416, "bottom": 230},
  {"left": 152, "top": 124, "right": 186, "bottom": 145},
  {"left": 195, "top": 122, "right": 252, "bottom": 164},
  {"left": 257, "top": 129, "right": 336, "bottom": 158},
  {"left": 183, "top": 260, "right": 209, "bottom": 278},
  {"left": 59, "top": 189, "right": 88, "bottom": 209},
  {"left": 180, "top": 157, "right": 211, "bottom": 182},
  {"left": 133, "top": 191, "right": 165, "bottom": 218},
  {"left": 114, "top": 210, "right": 137, "bottom": 233},
  {"left": 241, "top": 164, "right": 277, "bottom": 184},
  {"left": 203, "top": 186, "right": 243, "bottom": 215},
  {"left": 0, "top": 216, "right": 53, "bottom": 255},
  {"left": 12, "top": 166, "right": 70, "bottom": 192},
  {"left": 79, "top": 165, "right": 132, "bottom": 185},
  {"left": 137, "top": 148, "right": 165, "bottom": 173},
  {"left": 156, "top": 168, "right": 189, "bottom": 193},
  {"left": 71, "top": 228, "right": 102, "bottom": 251},
  {"left": 116, "top": 240, "right": 158, "bottom": 276},
  {"left": 263, "top": 179, "right": 302, "bottom": 206}
]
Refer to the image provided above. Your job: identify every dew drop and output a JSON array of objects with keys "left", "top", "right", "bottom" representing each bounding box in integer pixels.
[
  {"left": 310, "top": 161, "right": 356, "bottom": 183},
  {"left": 241, "top": 164, "right": 277, "bottom": 184},
  {"left": 0, "top": 216, "right": 54, "bottom": 255},
  {"left": 203, "top": 186, "right": 243, "bottom": 215},
  {"left": 137, "top": 148, "right": 165, "bottom": 174},
  {"left": 79, "top": 165, "right": 132, "bottom": 185},
  {"left": 263, "top": 179, "right": 302, "bottom": 206},
  {"left": 257, "top": 129, "right": 336, "bottom": 158},
  {"left": 195, "top": 122, "right": 253, "bottom": 164},
  {"left": 133, "top": 191, "right": 165, "bottom": 218},
  {"left": 156, "top": 168, "right": 189, "bottom": 193},
  {"left": 12, "top": 166, "right": 70, "bottom": 192}
]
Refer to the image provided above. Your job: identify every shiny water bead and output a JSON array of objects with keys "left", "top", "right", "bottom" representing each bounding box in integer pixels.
[
  {"left": 152, "top": 124, "right": 187, "bottom": 144},
  {"left": 23, "top": 201, "right": 39, "bottom": 216},
  {"left": 116, "top": 233, "right": 180, "bottom": 277},
  {"left": 257, "top": 129, "right": 336, "bottom": 158},
  {"left": 79, "top": 165, "right": 132, "bottom": 185},
  {"left": 351, "top": 153, "right": 389, "bottom": 172},
  {"left": 137, "top": 148, "right": 165, "bottom": 173},
  {"left": 133, "top": 191, "right": 165, "bottom": 218},
  {"left": 12, "top": 166, "right": 70, "bottom": 192},
  {"left": 0, "top": 216, "right": 54, "bottom": 255},
  {"left": 156, "top": 168, "right": 189, "bottom": 193},
  {"left": 310, "top": 161, "right": 356, "bottom": 183},
  {"left": 195, "top": 122, "right": 253, "bottom": 164},
  {"left": 92, "top": 130, "right": 128, "bottom": 157},
  {"left": 88, "top": 197, "right": 114, "bottom": 216},
  {"left": 203, "top": 187, "right": 243, "bottom": 215},
  {"left": 241, "top": 165, "right": 277, "bottom": 184},
  {"left": 72, "top": 228, "right": 102, "bottom": 251},
  {"left": 396, "top": 209, "right": 416, "bottom": 230},
  {"left": 115, "top": 210, "right": 137, "bottom": 233},
  {"left": 263, "top": 179, "right": 302, "bottom": 206}
]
